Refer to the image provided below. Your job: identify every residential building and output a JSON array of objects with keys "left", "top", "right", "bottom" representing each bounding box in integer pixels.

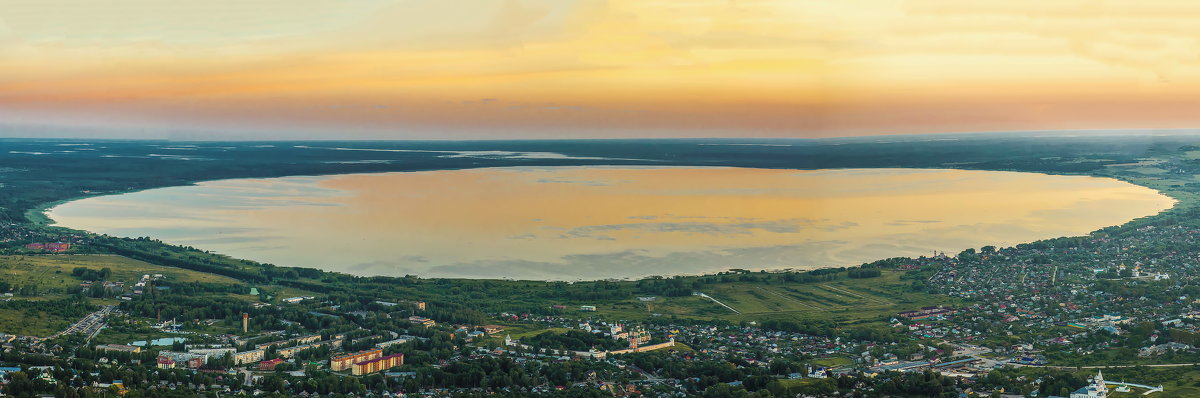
[
  {"left": 95, "top": 344, "right": 142, "bottom": 354},
  {"left": 231, "top": 349, "right": 265, "bottom": 365},
  {"left": 331, "top": 349, "right": 382, "bottom": 372},
  {"left": 187, "top": 347, "right": 236, "bottom": 360},
  {"left": 352, "top": 353, "right": 404, "bottom": 376},
  {"left": 407, "top": 316, "right": 436, "bottom": 327},
  {"left": 157, "top": 352, "right": 206, "bottom": 369},
  {"left": 258, "top": 358, "right": 285, "bottom": 371},
  {"left": 377, "top": 336, "right": 415, "bottom": 349},
  {"left": 255, "top": 334, "right": 321, "bottom": 350}
]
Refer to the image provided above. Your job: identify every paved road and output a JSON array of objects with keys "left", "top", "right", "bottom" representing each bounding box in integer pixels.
[
  {"left": 629, "top": 364, "right": 664, "bottom": 382},
  {"left": 45, "top": 305, "right": 114, "bottom": 341},
  {"left": 1014, "top": 362, "right": 1200, "bottom": 369},
  {"left": 941, "top": 343, "right": 1200, "bottom": 370},
  {"left": 943, "top": 343, "right": 1006, "bottom": 370}
]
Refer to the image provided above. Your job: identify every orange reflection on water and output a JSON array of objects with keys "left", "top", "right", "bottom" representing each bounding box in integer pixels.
[
  {"left": 49, "top": 167, "right": 1175, "bottom": 280},
  {"left": 222, "top": 167, "right": 1174, "bottom": 278}
]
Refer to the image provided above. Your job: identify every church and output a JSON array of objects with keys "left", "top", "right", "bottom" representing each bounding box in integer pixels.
[{"left": 1069, "top": 371, "right": 1107, "bottom": 398}]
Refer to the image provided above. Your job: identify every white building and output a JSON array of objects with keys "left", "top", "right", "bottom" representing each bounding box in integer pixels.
[{"left": 1069, "top": 371, "right": 1107, "bottom": 398}]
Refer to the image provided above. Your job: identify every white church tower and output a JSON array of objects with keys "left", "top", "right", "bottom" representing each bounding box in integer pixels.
[{"left": 1069, "top": 370, "right": 1108, "bottom": 398}]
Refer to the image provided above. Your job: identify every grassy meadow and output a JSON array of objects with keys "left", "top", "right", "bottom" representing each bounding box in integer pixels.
[
  {"left": 0, "top": 254, "right": 245, "bottom": 337},
  {"left": 574, "top": 271, "right": 949, "bottom": 326},
  {"left": 0, "top": 308, "right": 65, "bottom": 337},
  {"left": 0, "top": 254, "right": 241, "bottom": 291}
]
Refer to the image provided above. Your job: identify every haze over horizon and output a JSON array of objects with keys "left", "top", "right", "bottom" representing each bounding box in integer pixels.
[{"left": 6, "top": 1, "right": 1200, "bottom": 140}]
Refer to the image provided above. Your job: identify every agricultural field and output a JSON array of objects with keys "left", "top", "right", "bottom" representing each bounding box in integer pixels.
[
  {"left": 0, "top": 254, "right": 251, "bottom": 338},
  {"left": 548, "top": 271, "right": 951, "bottom": 327},
  {"left": 90, "top": 326, "right": 172, "bottom": 347},
  {"left": 0, "top": 254, "right": 242, "bottom": 292},
  {"left": 694, "top": 272, "right": 950, "bottom": 323},
  {"left": 575, "top": 295, "right": 732, "bottom": 322},
  {"left": 264, "top": 286, "right": 321, "bottom": 302},
  {"left": 508, "top": 327, "right": 573, "bottom": 339},
  {"left": 810, "top": 357, "right": 854, "bottom": 368},
  {"left": 0, "top": 308, "right": 68, "bottom": 337}
]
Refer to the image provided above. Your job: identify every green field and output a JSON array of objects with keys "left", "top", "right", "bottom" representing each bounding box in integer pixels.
[
  {"left": 694, "top": 272, "right": 948, "bottom": 323},
  {"left": 522, "top": 270, "right": 948, "bottom": 326},
  {"left": 90, "top": 327, "right": 172, "bottom": 347},
  {"left": 0, "top": 254, "right": 245, "bottom": 337},
  {"left": 0, "top": 308, "right": 67, "bottom": 337},
  {"left": 0, "top": 254, "right": 242, "bottom": 291},
  {"left": 1076, "top": 367, "right": 1200, "bottom": 398},
  {"left": 810, "top": 357, "right": 854, "bottom": 368},
  {"left": 508, "top": 327, "right": 572, "bottom": 339}
]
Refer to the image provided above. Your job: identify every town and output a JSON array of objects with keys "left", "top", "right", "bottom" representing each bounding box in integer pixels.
[
  {"left": 1, "top": 138, "right": 1200, "bottom": 396},
  {"left": 7, "top": 0, "right": 1200, "bottom": 394},
  {"left": 2, "top": 226, "right": 1198, "bottom": 397}
]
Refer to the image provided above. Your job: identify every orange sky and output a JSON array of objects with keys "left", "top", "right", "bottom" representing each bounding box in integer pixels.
[{"left": 4, "top": 0, "right": 1200, "bottom": 139}]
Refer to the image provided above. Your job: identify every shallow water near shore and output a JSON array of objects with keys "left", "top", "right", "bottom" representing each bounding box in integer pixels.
[{"left": 47, "top": 167, "right": 1175, "bottom": 280}]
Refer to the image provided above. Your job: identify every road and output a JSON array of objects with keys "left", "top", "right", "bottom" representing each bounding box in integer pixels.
[
  {"left": 693, "top": 292, "right": 741, "bottom": 315},
  {"left": 948, "top": 342, "right": 1199, "bottom": 370},
  {"left": 942, "top": 343, "right": 1006, "bottom": 370},
  {"left": 1012, "top": 362, "right": 1200, "bottom": 369},
  {"left": 45, "top": 305, "right": 114, "bottom": 342},
  {"left": 628, "top": 364, "right": 664, "bottom": 382}
]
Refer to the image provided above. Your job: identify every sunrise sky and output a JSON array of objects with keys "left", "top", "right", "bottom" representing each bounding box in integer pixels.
[{"left": 4, "top": 0, "right": 1200, "bottom": 139}]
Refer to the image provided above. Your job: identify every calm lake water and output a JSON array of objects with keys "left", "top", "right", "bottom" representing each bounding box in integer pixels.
[{"left": 47, "top": 167, "right": 1175, "bottom": 280}]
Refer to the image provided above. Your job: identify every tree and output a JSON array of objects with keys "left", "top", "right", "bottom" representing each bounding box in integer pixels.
[
  {"left": 6, "top": 371, "right": 35, "bottom": 397},
  {"left": 957, "top": 248, "right": 979, "bottom": 262}
]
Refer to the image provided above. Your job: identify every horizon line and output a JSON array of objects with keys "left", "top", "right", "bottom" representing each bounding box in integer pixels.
[{"left": 5, "top": 126, "right": 1200, "bottom": 143}]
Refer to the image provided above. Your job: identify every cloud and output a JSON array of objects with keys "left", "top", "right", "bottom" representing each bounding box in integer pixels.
[{"left": 11, "top": 0, "right": 1200, "bottom": 138}]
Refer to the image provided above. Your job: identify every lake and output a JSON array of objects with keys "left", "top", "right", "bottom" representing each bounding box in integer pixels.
[{"left": 47, "top": 167, "right": 1175, "bottom": 280}]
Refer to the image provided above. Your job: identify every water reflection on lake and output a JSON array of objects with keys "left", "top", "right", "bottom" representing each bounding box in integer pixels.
[{"left": 48, "top": 167, "right": 1175, "bottom": 280}]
